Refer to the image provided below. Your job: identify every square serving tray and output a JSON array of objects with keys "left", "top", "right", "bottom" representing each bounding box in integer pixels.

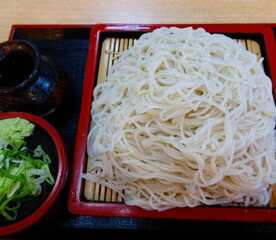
[{"left": 66, "top": 24, "right": 276, "bottom": 222}]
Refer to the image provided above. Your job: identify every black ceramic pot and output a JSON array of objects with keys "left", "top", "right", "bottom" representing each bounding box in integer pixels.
[{"left": 0, "top": 40, "right": 67, "bottom": 116}]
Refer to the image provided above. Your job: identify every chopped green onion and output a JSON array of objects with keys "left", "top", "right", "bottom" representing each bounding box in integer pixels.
[{"left": 0, "top": 118, "right": 54, "bottom": 221}]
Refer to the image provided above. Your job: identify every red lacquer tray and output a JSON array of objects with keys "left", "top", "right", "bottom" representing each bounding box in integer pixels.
[{"left": 68, "top": 24, "right": 276, "bottom": 222}]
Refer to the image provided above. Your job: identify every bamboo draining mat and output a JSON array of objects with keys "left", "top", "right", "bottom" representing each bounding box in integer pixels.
[
  {"left": 84, "top": 37, "right": 136, "bottom": 203},
  {"left": 84, "top": 36, "right": 276, "bottom": 207}
]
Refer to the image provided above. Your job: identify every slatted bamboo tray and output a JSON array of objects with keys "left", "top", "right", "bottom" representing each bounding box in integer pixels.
[
  {"left": 84, "top": 37, "right": 137, "bottom": 203},
  {"left": 84, "top": 36, "right": 276, "bottom": 207}
]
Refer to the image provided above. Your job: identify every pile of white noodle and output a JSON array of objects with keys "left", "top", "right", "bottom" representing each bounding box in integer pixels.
[{"left": 85, "top": 27, "right": 276, "bottom": 210}]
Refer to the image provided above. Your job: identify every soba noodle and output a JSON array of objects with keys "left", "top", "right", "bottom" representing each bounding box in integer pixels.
[{"left": 84, "top": 27, "right": 276, "bottom": 210}]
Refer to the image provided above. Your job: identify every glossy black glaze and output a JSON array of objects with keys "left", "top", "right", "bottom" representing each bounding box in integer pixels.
[{"left": 0, "top": 40, "right": 67, "bottom": 116}]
